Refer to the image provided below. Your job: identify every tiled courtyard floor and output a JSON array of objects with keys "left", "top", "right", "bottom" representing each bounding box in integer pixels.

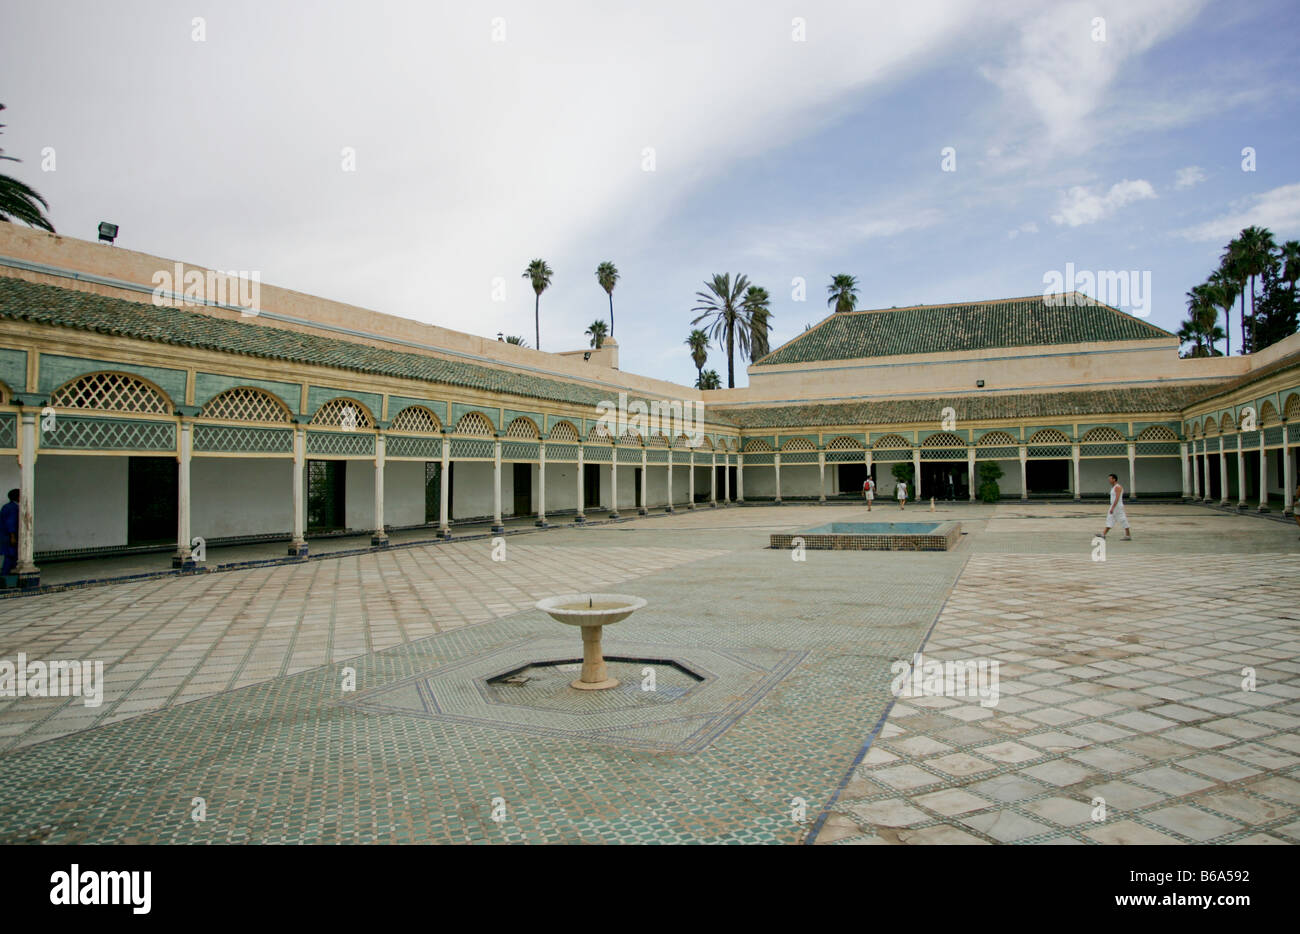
[{"left": 0, "top": 502, "right": 1296, "bottom": 844}]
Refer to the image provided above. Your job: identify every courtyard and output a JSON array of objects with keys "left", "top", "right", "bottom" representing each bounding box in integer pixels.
[{"left": 0, "top": 501, "right": 1296, "bottom": 844}]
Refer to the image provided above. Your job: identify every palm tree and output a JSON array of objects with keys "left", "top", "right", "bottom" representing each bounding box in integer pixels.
[
  {"left": 595, "top": 261, "right": 619, "bottom": 337},
  {"left": 504, "top": 335, "right": 528, "bottom": 347},
  {"left": 684, "top": 329, "right": 709, "bottom": 386},
  {"left": 1208, "top": 268, "right": 1238, "bottom": 355},
  {"left": 826, "top": 274, "right": 859, "bottom": 313},
  {"left": 0, "top": 104, "right": 54, "bottom": 232},
  {"left": 585, "top": 319, "right": 608, "bottom": 349},
  {"left": 691, "top": 273, "right": 751, "bottom": 389},
  {"left": 1280, "top": 240, "right": 1300, "bottom": 292},
  {"left": 1178, "top": 286, "right": 1223, "bottom": 357},
  {"left": 698, "top": 369, "right": 721, "bottom": 390},
  {"left": 743, "top": 286, "right": 773, "bottom": 360},
  {"left": 522, "top": 259, "right": 553, "bottom": 350},
  {"left": 1234, "top": 226, "right": 1279, "bottom": 352},
  {"left": 1220, "top": 238, "right": 1248, "bottom": 354}
]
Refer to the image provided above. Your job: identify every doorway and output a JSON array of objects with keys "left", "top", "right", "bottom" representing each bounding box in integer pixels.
[
  {"left": 424, "top": 462, "right": 441, "bottom": 523},
  {"left": 512, "top": 463, "right": 532, "bottom": 516},
  {"left": 1025, "top": 459, "right": 1069, "bottom": 494},
  {"left": 583, "top": 463, "right": 601, "bottom": 508},
  {"left": 127, "top": 456, "right": 177, "bottom": 545},
  {"left": 307, "top": 459, "right": 346, "bottom": 531}
]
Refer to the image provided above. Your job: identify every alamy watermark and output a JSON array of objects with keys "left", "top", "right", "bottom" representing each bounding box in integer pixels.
[
  {"left": 1042, "top": 262, "right": 1151, "bottom": 318},
  {"left": 0, "top": 653, "right": 104, "bottom": 707},
  {"left": 595, "top": 392, "right": 705, "bottom": 446},
  {"left": 890, "top": 651, "right": 999, "bottom": 708},
  {"left": 151, "top": 263, "right": 261, "bottom": 315}
]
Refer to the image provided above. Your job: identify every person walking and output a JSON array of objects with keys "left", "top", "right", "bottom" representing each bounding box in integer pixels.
[
  {"left": 1, "top": 489, "right": 18, "bottom": 582},
  {"left": 897, "top": 479, "right": 908, "bottom": 511},
  {"left": 1100, "top": 473, "right": 1131, "bottom": 541},
  {"left": 863, "top": 475, "right": 875, "bottom": 512}
]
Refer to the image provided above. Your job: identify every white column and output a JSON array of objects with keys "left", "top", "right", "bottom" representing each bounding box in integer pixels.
[
  {"left": 1236, "top": 437, "right": 1247, "bottom": 508},
  {"left": 1218, "top": 441, "right": 1229, "bottom": 505},
  {"left": 710, "top": 451, "right": 717, "bottom": 506},
  {"left": 15, "top": 410, "right": 38, "bottom": 587},
  {"left": 536, "top": 442, "right": 548, "bottom": 527},
  {"left": 724, "top": 452, "right": 731, "bottom": 503},
  {"left": 1284, "top": 430, "right": 1294, "bottom": 516},
  {"left": 174, "top": 420, "right": 194, "bottom": 567},
  {"left": 818, "top": 451, "right": 826, "bottom": 503},
  {"left": 492, "top": 437, "right": 504, "bottom": 532},
  {"left": 865, "top": 449, "right": 873, "bottom": 494},
  {"left": 913, "top": 448, "right": 922, "bottom": 500},
  {"left": 774, "top": 452, "right": 782, "bottom": 504},
  {"left": 290, "top": 424, "right": 308, "bottom": 555},
  {"left": 1203, "top": 443, "right": 1212, "bottom": 502},
  {"left": 575, "top": 444, "right": 585, "bottom": 523},
  {"left": 639, "top": 447, "right": 648, "bottom": 515},
  {"left": 610, "top": 446, "right": 620, "bottom": 518},
  {"left": 1127, "top": 441, "right": 1137, "bottom": 502},
  {"left": 1258, "top": 430, "right": 1268, "bottom": 511},
  {"left": 688, "top": 449, "right": 695, "bottom": 509},
  {"left": 967, "top": 448, "right": 976, "bottom": 502},
  {"left": 666, "top": 448, "right": 675, "bottom": 513},
  {"left": 1192, "top": 442, "right": 1201, "bottom": 498},
  {"left": 1180, "top": 442, "right": 1190, "bottom": 499},
  {"left": 372, "top": 433, "right": 389, "bottom": 546},
  {"left": 1071, "top": 443, "right": 1081, "bottom": 501},
  {"left": 1018, "top": 445, "right": 1028, "bottom": 501},
  {"left": 732, "top": 452, "right": 739, "bottom": 503}
]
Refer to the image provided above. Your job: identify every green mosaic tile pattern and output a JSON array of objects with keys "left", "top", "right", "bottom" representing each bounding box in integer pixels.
[{"left": 756, "top": 295, "right": 1174, "bottom": 366}]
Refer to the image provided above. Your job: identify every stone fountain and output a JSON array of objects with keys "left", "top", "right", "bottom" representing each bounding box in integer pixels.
[{"left": 534, "top": 593, "right": 647, "bottom": 690}]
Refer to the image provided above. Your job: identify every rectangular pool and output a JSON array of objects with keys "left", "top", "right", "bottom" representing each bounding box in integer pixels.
[{"left": 770, "top": 520, "right": 962, "bottom": 552}]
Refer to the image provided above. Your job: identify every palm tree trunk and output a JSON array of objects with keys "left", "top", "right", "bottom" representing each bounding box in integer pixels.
[
  {"left": 1248, "top": 275, "right": 1257, "bottom": 353},
  {"left": 1239, "top": 290, "right": 1246, "bottom": 354},
  {"left": 534, "top": 294, "right": 540, "bottom": 350},
  {"left": 726, "top": 320, "right": 735, "bottom": 389},
  {"left": 608, "top": 293, "right": 614, "bottom": 337}
]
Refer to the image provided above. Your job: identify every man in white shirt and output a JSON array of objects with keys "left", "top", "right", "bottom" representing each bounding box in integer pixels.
[
  {"left": 863, "top": 475, "right": 875, "bottom": 512},
  {"left": 1101, "top": 473, "right": 1131, "bottom": 541}
]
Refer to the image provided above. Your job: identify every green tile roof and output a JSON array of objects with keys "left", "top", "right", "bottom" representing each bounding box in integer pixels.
[
  {"left": 0, "top": 276, "right": 736, "bottom": 427},
  {"left": 755, "top": 294, "right": 1175, "bottom": 366},
  {"left": 716, "top": 385, "right": 1206, "bottom": 429}
]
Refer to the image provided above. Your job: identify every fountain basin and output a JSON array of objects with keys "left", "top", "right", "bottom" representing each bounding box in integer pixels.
[
  {"left": 771, "top": 520, "right": 961, "bottom": 551},
  {"left": 535, "top": 593, "right": 647, "bottom": 690}
]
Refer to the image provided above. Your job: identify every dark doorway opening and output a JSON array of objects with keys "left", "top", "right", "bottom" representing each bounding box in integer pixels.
[
  {"left": 634, "top": 467, "right": 643, "bottom": 508},
  {"left": 127, "top": 456, "right": 177, "bottom": 545},
  {"left": 424, "top": 462, "right": 441, "bottom": 523},
  {"left": 307, "top": 459, "right": 346, "bottom": 531},
  {"left": 583, "top": 463, "right": 601, "bottom": 508},
  {"left": 513, "top": 463, "right": 532, "bottom": 516},
  {"left": 1025, "top": 459, "right": 1069, "bottom": 494},
  {"left": 838, "top": 463, "right": 866, "bottom": 494},
  {"left": 921, "top": 463, "right": 968, "bottom": 501},
  {"left": 1206, "top": 455, "right": 1222, "bottom": 501}
]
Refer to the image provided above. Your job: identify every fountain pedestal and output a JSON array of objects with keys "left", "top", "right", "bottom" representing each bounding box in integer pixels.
[{"left": 535, "top": 593, "right": 648, "bottom": 691}]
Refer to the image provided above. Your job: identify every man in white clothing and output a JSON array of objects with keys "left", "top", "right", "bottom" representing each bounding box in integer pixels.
[{"left": 1101, "top": 473, "right": 1131, "bottom": 541}]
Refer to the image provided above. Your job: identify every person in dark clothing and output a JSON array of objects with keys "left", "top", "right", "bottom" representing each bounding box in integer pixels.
[{"left": 1, "top": 489, "right": 18, "bottom": 578}]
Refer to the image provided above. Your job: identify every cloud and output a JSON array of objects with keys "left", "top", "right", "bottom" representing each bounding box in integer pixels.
[
  {"left": 1051, "top": 179, "right": 1157, "bottom": 227},
  {"left": 1177, "top": 183, "right": 1300, "bottom": 241},
  {"left": 1174, "top": 166, "right": 1207, "bottom": 189},
  {"left": 742, "top": 208, "right": 944, "bottom": 261},
  {"left": 1007, "top": 221, "right": 1039, "bottom": 239}
]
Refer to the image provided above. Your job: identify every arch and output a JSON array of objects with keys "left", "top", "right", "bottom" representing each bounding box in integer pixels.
[
  {"left": 548, "top": 420, "right": 580, "bottom": 443},
  {"left": 1284, "top": 392, "right": 1300, "bottom": 421},
  {"left": 977, "top": 430, "right": 1017, "bottom": 446},
  {"left": 825, "top": 436, "right": 864, "bottom": 451},
  {"left": 673, "top": 433, "right": 693, "bottom": 449},
  {"left": 588, "top": 423, "right": 612, "bottom": 442},
  {"left": 200, "top": 387, "right": 292, "bottom": 423},
  {"left": 780, "top": 437, "right": 815, "bottom": 452},
  {"left": 1081, "top": 426, "right": 1123, "bottom": 444},
  {"left": 743, "top": 438, "right": 773, "bottom": 452},
  {"left": 390, "top": 405, "right": 442, "bottom": 433},
  {"left": 873, "top": 434, "right": 911, "bottom": 449},
  {"left": 1135, "top": 425, "right": 1177, "bottom": 442},
  {"left": 648, "top": 432, "right": 669, "bottom": 447},
  {"left": 921, "top": 432, "right": 964, "bottom": 448},
  {"left": 1202, "top": 418, "right": 1219, "bottom": 436},
  {"left": 1028, "top": 428, "right": 1070, "bottom": 445},
  {"left": 1259, "top": 400, "right": 1278, "bottom": 425},
  {"left": 454, "top": 411, "right": 495, "bottom": 436},
  {"left": 618, "top": 428, "right": 642, "bottom": 445},
  {"left": 1219, "top": 413, "right": 1236, "bottom": 433},
  {"left": 504, "top": 416, "right": 539, "bottom": 439},
  {"left": 50, "top": 371, "right": 172, "bottom": 415},
  {"left": 311, "top": 398, "right": 374, "bottom": 429}
]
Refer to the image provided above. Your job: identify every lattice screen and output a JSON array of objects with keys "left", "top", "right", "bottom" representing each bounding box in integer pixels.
[
  {"left": 873, "top": 435, "right": 911, "bottom": 449},
  {"left": 780, "top": 438, "right": 815, "bottom": 452},
  {"left": 648, "top": 433, "right": 669, "bottom": 447},
  {"left": 588, "top": 425, "right": 612, "bottom": 442},
  {"left": 1135, "top": 425, "right": 1176, "bottom": 442},
  {"left": 391, "top": 406, "right": 442, "bottom": 433},
  {"left": 51, "top": 373, "right": 171, "bottom": 414},
  {"left": 311, "top": 398, "right": 373, "bottom": 429},
  {"left": 549, "top": 421, "right": 579, "bottom": 442},
  {"left": 454, "top": 412, "right": 494, "bottom": 435},
  {"left": 921, "top": 433, "right": 964, "bottom": 448},
  {"left": 1081, "top": 427, "right": 1123, "bottom": 443},
  {"left": 977, "top": 431, "right": 1018, "bottom": 446},
  {"left": 1028, "top": 429, "right": 1070, "bottom": 445},
  {"left": 743, "top": 439, "right": 772, "bottom": 452},
  {"left": 504, "top": 417, "right": 539, "bottom": 439},
  {"left": 618, "top": 430, "right": 642, "bottom": 445},
  {"left": 826, "top": 436, "right": 863, "bottom": 450},
  {"left": 201, "top": 388, "right": 291, "bottom": 422}
]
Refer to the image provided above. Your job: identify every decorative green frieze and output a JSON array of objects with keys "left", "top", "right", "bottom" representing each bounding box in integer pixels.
[
  {"left": 196, "top": 373, "right": 300, "bottom": 413},
  {"left": 501, "top": 441, "right": 539, "bottom": 461},
  {"left": 307, "top": 386, "right": 382, "bottom": 421},
  {"left": 195, "top": 425, "right": 293, "bottom": 454},
  {"left": 41, "top": 416, "right": 176, "bottom": 451},
  {"left": 307, "top": 431, "right": 375, "bottom": 457},
  {"left": 450, "top": 437, "right": 494, "bottom": 459},
  {"left": 39, "top": 354, "right": 187, "bottom": 405},
  {"left": 387, "top": 435, "right": 442, "bottom": 459}
]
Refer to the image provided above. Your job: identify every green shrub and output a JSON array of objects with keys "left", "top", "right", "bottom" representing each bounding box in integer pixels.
[{"left": 977, "top": 461, "right": 1003, "bottom": 503}]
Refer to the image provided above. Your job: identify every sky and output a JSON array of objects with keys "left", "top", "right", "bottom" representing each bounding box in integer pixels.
[{"left": 2, "top": 0, "right": 1299, "bottom": 387}]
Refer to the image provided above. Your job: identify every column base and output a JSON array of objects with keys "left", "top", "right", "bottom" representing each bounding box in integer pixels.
[
  {"left": 16, "top": 569, "right": 39, "bottom": 589},
  {"left": 574, "top": 515, "right": 586, "bottom": 525},
  {"left": 665, "top": 506, "right": 675, "bottom": 514},
  {"left": 1256, "top": 506, "right": 1269, "bottom": 513},
  {"left": 172, "top": 555, "right": 198, "bottom": 570},
  {"left": 534, "top": 518, "right": 549, "bottom": 528},
  {"left": 438, "top": 527, "right": 452, "bottom": 539},
  {"left": 491, "top": 525, "right": 506, "bottom": 534},
  {"left": 371, "top": 533, "right": 390, "bottom": 547},
  {"left": 638, "top": 508, "right": 647, "bottom": 516},
  {"left": 773, "top": 499, "right": 783, "bottom": 506},
  {"left": 608, "top": 512, "right": 620, "bottom": 520},
  {"left": 287, "top": 541, "right": 309, "bottom": 557},
  {"left": 709, "top": 501, "right": 717, "bottom": 508}
]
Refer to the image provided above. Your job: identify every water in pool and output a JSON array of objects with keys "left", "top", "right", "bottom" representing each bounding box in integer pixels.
[{"left": 800, "top": 522, "right": 941, "bottom": 535}]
